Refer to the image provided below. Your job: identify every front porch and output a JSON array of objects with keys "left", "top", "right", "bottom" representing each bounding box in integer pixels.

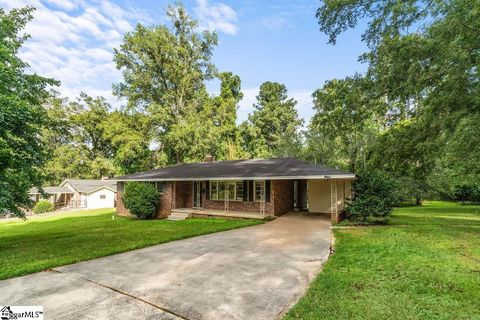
[{"left": 171, "top": 207, "right": 267, "bottom": 220}]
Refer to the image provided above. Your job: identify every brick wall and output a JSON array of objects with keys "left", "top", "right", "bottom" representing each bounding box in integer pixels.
[
  {"left": 157, "top": 182, "right": 174, "bottom": 217},
  {"left": 116, "top": 182, "right": 129, "bottom": 217},
  {"left": 116, "top": 179, "right": 296, "bottom": 219},
  {"left": 116, "top": 181, "right": 174, "bottom": 218}
]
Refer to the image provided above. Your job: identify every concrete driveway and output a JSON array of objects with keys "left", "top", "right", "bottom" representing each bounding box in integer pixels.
[{"left": 0, "top": 212, "right": 331, "bottom": 320}]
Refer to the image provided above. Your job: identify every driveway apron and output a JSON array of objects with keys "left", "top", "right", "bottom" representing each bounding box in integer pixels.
[{"left": 0, "top": 212, "right": 331, "bottom": 320}]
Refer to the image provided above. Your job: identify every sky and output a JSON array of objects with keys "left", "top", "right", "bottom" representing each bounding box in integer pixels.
[{"left": 1, "top": 0, "right": 368, "bottom": 125}]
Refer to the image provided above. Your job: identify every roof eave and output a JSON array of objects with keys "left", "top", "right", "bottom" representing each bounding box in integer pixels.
[
  {"left": 110, "top": 174, "right": 357, "bottom": 182},
  {"left": 85, "top": 186, "right": 117, "bottom": 194}
]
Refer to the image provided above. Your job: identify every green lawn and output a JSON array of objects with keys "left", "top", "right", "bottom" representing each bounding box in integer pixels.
[
  {"left": 0, "top": 209, "right": 262, "bottom": 280},
  {"left": 285, "top": 201, "right": 480, "bottom": 320}
]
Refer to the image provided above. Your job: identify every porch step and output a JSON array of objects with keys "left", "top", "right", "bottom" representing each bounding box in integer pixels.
[{"left": 166, "top": 211, "right": 191, "bottom": 221}]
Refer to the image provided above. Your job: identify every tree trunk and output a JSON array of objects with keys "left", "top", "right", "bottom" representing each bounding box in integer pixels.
[{"left": 415, "top": 195, "right": 422, "bottom": 206}]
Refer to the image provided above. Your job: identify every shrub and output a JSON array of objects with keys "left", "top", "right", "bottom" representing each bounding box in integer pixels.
[
  {"left": 346, "top": 169, "right": 398, "bottom": 224},
  {"left": 33, "top": 200, "right": 54, "bottom": 214},
  {"left": 453, "top": 182, "right": 480, "bottom": 203},
  {"left": 122, "top": 182, "right": 159, "bottom": 219}
]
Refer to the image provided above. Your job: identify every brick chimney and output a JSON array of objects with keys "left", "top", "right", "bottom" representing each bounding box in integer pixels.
[{"left": 203, "top": 155, "right": 214, "bottom": 162}]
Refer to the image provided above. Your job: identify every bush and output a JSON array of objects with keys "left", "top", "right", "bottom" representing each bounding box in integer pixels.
[
  {"left": 122, "top": 182, "right": 159, "bottom": 219},
  {"left": 33, "top": 200, "right": 54, "bottom": 213},
  {"left": 346, "top": 169, "right": 398, "bottom": 224},
  {"left": 453, "top": 182, "right": 480, "bottom": 203}
]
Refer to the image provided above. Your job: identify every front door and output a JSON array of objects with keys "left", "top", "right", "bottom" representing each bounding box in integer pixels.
[{"left": 193, "top": 181, "right": 202, "bottom": 208}]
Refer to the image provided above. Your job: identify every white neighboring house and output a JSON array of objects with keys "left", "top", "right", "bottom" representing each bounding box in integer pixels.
[
  {"left": 30, "top": 179, "right": 117, "bottom": 210},
  {"left": 60, "top": 179, "right": 117, "bottom": 209}
]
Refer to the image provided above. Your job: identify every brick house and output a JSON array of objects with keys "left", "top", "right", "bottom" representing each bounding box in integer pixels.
[{"left": 113, "top": 157, "right": 355, "bottom": 223}]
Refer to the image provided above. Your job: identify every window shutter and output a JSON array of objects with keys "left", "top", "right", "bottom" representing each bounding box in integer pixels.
[
  {"left": 206, "top": 181, "right": 210, "bottom": 200},
  {"left": 265, "top": 180, "right": 271, "bottom": 202},
  {"left": 243, "top": 180, "right": 248, "bottom": 202},
  {"left": 248, "top": 180, "right": 254, "bottom": 202}
]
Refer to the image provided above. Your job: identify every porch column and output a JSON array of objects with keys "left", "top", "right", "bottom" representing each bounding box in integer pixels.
[{"left": 330, "top": 179, "right": 339, "bottom": 223}]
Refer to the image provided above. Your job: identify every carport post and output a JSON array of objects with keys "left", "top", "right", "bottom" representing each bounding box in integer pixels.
[{"left": 330, "top": 179, "right": 339, "bottom": 223}]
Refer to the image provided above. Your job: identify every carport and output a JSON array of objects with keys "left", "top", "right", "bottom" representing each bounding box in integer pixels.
[{"left": 307, "top": 178, "right": 354, "bottom": 223}]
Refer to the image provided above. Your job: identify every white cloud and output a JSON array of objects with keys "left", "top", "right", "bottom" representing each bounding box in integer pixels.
[
  {"left": 261, "top": 15, "right": 288, "bottom": 31},
  {"left": 0, "top": 0, "right": 151, "bottom": 106},
  {"left": 195, "top": 0, "right": 238, "bottom": 35},
  {"left": 237, "top": 87, "right": 314, "bottom": 126},
  {"left": 44, "top": 0, "right": 80, "bottom": 11}
]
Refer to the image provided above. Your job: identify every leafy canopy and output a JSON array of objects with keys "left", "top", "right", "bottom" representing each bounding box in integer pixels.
[
  {"left": 314, "top": 0, "right": 480, "bottom": 203},
  {"left": 0, "top": 7, "right": 58, "bottom": 217},
  {"left": 113, "top": 3, "right": 218, "bottom": 164},
  {"left": 240, "top": 81, "right": 304, "bottom": 158}
]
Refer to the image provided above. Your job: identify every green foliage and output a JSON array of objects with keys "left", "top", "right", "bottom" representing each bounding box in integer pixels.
[
  {"left": 32, "top": 200, "right": 54, "bottom": 213},
  {"left": 306, "top": 75, "right": 384, "bottom": 172},
  {"left": 42, "top": 92, "right": 154, "bottom": 184},
  {"left": 369, "top": 119, "right": 432, "bottom": 204},
  {"left": 315, "top": 0, "right": 480, "bottom": 202},
  {"left": 113, "top": 3, "right": 218, "bottom": 164},
  {"left": 428, "top": 113, "right": 480, "bottom": 200},
  {"left": 122, "top": 182, "right": 159, "bottom": 220},
  {"left": 240, "top": 81, "right": 304, "bottom": 158},
  {"left": 69, "top": 93, "right": 113, "bottom": 158},
  {"left": 453, "top": 183, "right": 480, "bottom": 204},
  {"left": 346, "top": 169, "right": 398, "bottom": 224},
  {"left": 100, "top": 110, "right": 153, "bottom": 175},
  {"left": 0, "top": 7, "right": 59, "bottom": 217},
  {"left": 203, "top": 72, "right": 246, "bottom": 160}
]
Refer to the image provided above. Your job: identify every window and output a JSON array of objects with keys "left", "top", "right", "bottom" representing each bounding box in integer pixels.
[
  {"left": 155, "top": 182, "right": 164, "bottom": 194},
  {"left": 100, "top": 194, "right": 106, "bottom": 199},
  {"left": 210, "top": 181, "right": 218, "bottom": 200},
  {"left": 218, "top": 181, "right": 226, "bottom": 200},
  {"left": 210, "top": 181, "right": 242, "bottom": 201},
  {"left": 254, "top": 180, "right": 265, "bottom": 202},
  {"left": 235, "top": 181, "right": 243, "bottom": 201}
]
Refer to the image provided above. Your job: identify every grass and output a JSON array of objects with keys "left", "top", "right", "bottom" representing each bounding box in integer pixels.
[
  {"left": 285, "top": 201, "right": 480, "bottom": 320},
  {"left": 0, "top": 209, "right": 262, "bottom": 280}
]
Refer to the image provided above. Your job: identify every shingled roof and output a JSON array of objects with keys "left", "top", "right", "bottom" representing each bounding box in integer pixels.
[
  {"left": 112, "top": 158, "right": 355, "bottom": 181},
  {"left": 29, "top": 186, "right": 73, "bottom": 194},
  {"left": 61, "top": 179, "right": 117, "bottom": 193}
]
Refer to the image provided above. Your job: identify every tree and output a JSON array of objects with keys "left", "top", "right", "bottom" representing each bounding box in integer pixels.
[
  {"left": 428, "top": 113, "right": 480, "bottom": 200},
  {"left": 113, "top": 3, "right": 218, "bottom": 164},
  {"left": 69, "top": 92, "right": 113, "bottom": 159},
  {"left": 101, "top": 111, "right": 153, "bottom": 174},
  {"left": 42, "top": 92, "right": 154, "bottom": 184},
  {"left": 204, "top": 72, "right": 245, "bottom": 160},
  {"left": 41, "top": 91, "right": 72, "bottom": 152},
  {"left": 241, "top": 82, "right": 304, "bottom": 158},
  {"left": 0, "top": 7, "right": 58, "bottom": 217},
  {"left": 316, "top": 0, "right": 480, "bottom": 202},
  {"left": 306, "top": 76, "right": 384, "bottom": 172},
  {"left": 368, "top": 119, "right": 433, "bottom": 205}
]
